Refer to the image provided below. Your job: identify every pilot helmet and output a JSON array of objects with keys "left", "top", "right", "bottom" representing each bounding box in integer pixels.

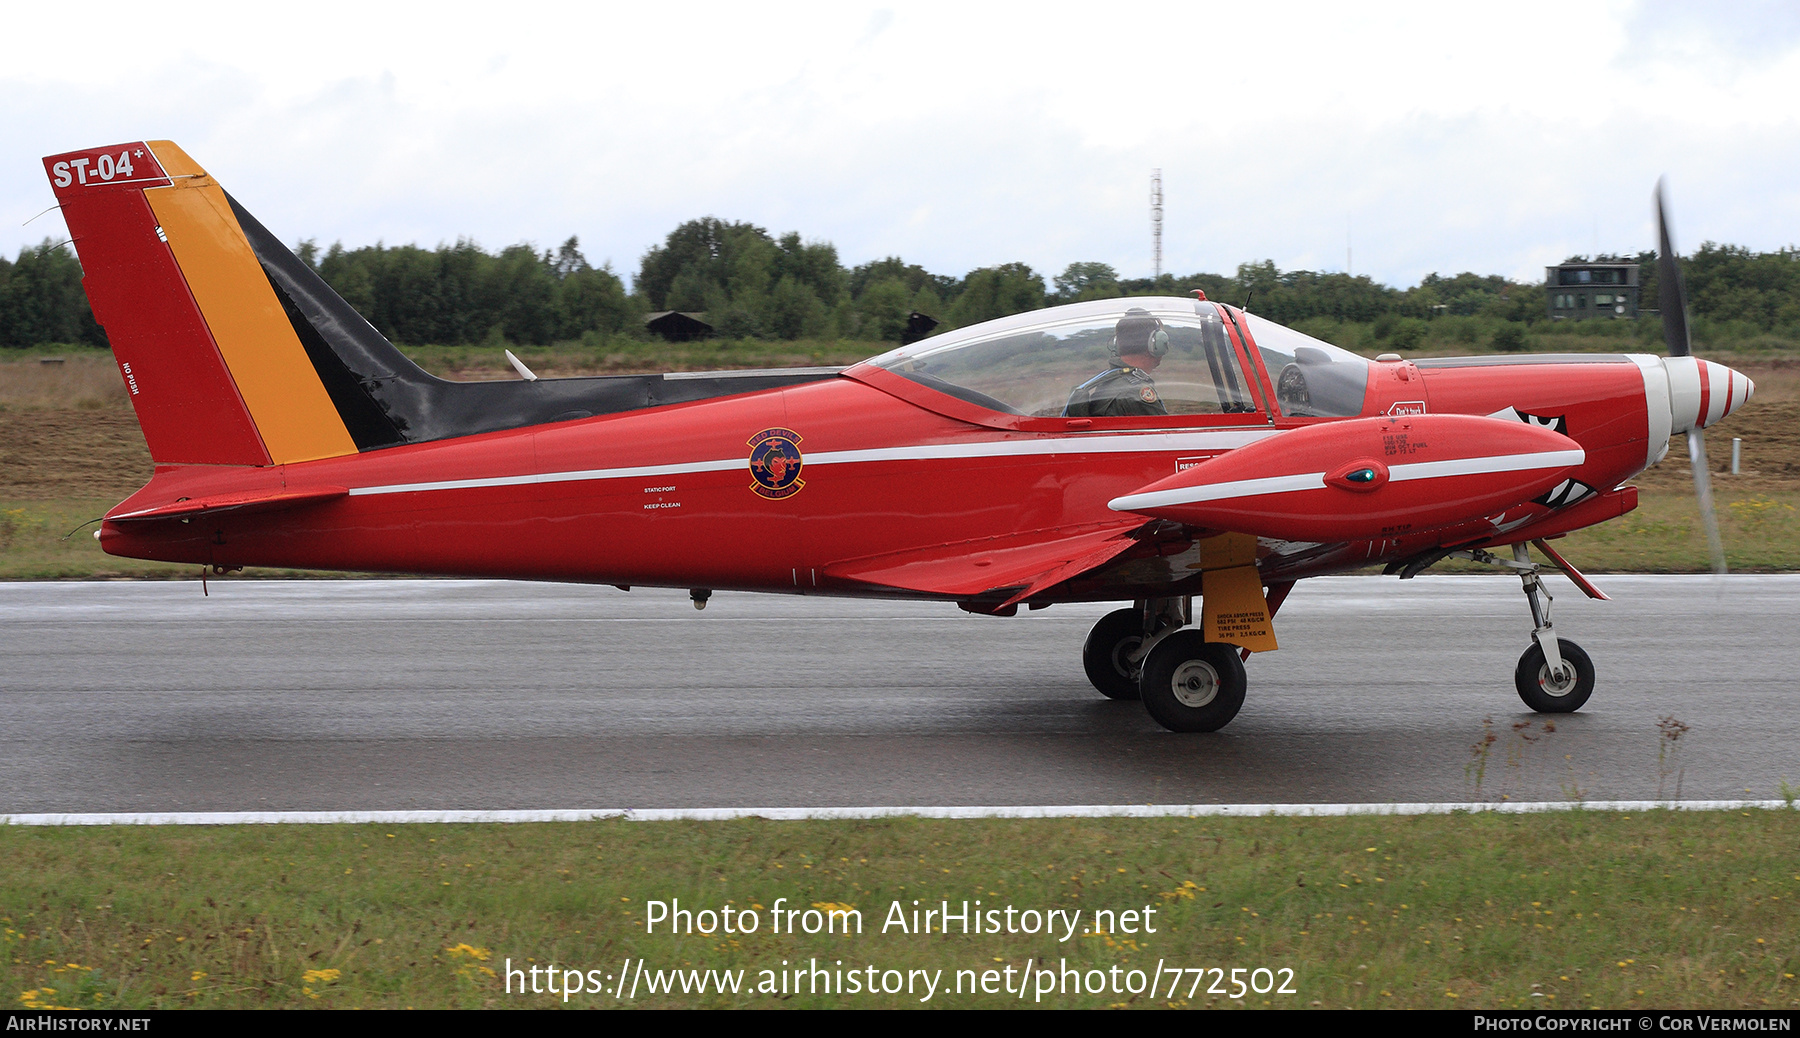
[{"left": 1110, "top": 307, "right": 1170, "bottom": 366}]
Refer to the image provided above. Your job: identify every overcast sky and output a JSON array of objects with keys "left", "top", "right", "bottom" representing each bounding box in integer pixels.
[{"left": 5, "top": 1, "right": 1799, "bottom": 291}]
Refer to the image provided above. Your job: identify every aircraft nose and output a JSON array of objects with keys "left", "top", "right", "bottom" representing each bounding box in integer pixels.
[
  {"left": 1729, "top": 367, "right": 1756, "bottom": 421},
  {"left": 1664, "top": 357, "right": 1754, "bottom": 433}
]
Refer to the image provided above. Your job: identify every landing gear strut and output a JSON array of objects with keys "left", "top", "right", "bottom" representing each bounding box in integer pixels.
[
  {"left": 1445, "top": 543, "right": 1597, "bottom": 713},
  {"left": 1081, "top": 597, "right": 1248, "bottom": 731},
  {"left": 1510, "top": 543, "right": 1594, "bottom": 712},
  {"left": 1082, "top": 598, "right": 1188, "bottom": 701}
]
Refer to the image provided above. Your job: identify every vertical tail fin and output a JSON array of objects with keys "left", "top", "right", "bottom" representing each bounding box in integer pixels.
[
  {"left": 44, "top": 141, "right": 357, "bottom": 466},
  {"left": 47, "top": 140, "right": 848, "bottom": 462}
]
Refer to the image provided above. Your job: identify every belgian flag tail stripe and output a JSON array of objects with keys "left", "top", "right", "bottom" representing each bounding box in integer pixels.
[{"left": 43, "top": 140, "right": 357, "bottom": 467}]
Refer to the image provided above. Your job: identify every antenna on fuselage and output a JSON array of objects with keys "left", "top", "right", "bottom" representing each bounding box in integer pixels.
[
  {"left": 1151, "top": 168, "right": 1163, "bottom": 281},
  {"left": 504, "top": 349, "right": 539, "bottom": 382}
]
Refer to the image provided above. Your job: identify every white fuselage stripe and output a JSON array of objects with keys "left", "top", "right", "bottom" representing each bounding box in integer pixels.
[
  {"left": 1388, "top": 449, "right": 1585, "bottom": 481},
  {"left": 344, "top": 428, "right": 1282, "bottom": 498},
  {"left": 347, "top": 459, "right": 746, "bottom": 496},
  {"left": 1111, "top": 472, "right": 1324, "bottom": 510},
  {"left": 1108, "top": 448, "right": 1584, "bottom": 512}
]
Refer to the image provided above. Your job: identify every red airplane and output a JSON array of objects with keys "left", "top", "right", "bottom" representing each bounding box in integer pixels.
[{"left": 43, "top": 141, "right": 1752, "bottom": 732}]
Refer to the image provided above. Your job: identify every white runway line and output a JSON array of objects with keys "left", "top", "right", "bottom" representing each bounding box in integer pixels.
[{"left": 1, "top": 800, "right": 1792, "bottom": 826}]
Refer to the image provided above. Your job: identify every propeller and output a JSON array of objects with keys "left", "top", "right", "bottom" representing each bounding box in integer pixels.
[{"left": 1655, "top": 179, "right": 1728, "bottom": 575}]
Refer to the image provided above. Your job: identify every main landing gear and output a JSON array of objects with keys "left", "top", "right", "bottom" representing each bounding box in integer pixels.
[
  {"left": 1445, "top": 542, "right": 1597, "bottom": 713},
  {"left": 1081, "top": 607, "right": 1148, "bottom": 700},
  {"left": 1082, "top": 598, "right": 1247, "bottom": 732}
]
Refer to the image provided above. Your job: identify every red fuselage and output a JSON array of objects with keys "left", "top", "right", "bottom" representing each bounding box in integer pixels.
[{"left": 98, "top": 345, "right": 1719, "bottom": 603}]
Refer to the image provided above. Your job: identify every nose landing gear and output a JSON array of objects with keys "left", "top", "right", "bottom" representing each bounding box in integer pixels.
[
  {"left": 1446, "top": 541, "right": 1599, "bottom": 713},
  {"left": 1515, "top": 639, "right": 1595, "bottom": 712},
  {"left": 1509, "top": 543, "right": 1595, "bottom": 712}
]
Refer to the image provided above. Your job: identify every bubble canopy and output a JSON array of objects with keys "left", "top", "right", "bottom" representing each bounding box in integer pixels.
[
  {"left": 1239, "top": 311, "right": 1370, "bottom": 418},
  {"left": 862, "top": 297, "right": 1369, "bottom": 420}
]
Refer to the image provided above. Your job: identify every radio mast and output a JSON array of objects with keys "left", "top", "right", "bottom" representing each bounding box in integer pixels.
[{"left": 1151, "top": 169, "right": 1163, "bottom": 281}]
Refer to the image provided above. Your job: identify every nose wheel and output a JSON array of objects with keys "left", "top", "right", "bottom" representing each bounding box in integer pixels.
[
  {"left": 1515, "top": 640, "right": 1594, "bottom": 712},
  {"left": 1428, "top": 541, "right": 1604, "bottom": 714},
  {"left": 1508, "top": 542, "right": 1597, "bottom": 713}
]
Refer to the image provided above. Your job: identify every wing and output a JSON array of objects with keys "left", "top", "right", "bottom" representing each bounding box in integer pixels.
[{"left": 824, "top": 521, "right": 1146, "bottom": 609}]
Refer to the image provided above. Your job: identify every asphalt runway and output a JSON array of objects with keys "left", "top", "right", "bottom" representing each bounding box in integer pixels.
[{"left": 1, "top": 575, "right": 1795, "bottom": 813}]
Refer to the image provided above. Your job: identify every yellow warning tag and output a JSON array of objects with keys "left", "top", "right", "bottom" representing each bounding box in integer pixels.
[
  {"left": 1202, "top": 564, "right": 1279, "bottom": 653},
  {"left": 1197, "top": 531, "right": 1258, "bottom": 569}
]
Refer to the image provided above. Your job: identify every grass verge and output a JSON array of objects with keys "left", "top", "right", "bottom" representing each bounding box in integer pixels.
[
  {"left": 1442, "top": 488, "right": 1800, "bottom": 574},
  {"left": 3, "top": 811, "right": 1797, "bottom": 1009}
]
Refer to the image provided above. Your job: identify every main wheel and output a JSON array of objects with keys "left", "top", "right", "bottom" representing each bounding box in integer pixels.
[
  {"left": 1082, "top": 608, "right": 1145, "bottom": 700},
  {"left": 1138, "top": 631, "right": 1247, "bottom": 732},
  {"left": 1514, "top": 639, "right": 1595, "bottom": 713}
]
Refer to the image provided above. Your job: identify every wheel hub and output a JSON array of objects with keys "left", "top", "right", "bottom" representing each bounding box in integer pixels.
[
  {"left": 1168, "top": 660, "right": 1220, "bottom": 708},
  {"left": 1110, "top": 637, "right": 1143, "bottom": 679},
  {"left": 1538, "top": 663, "right": 1577, "bottom": 697}
]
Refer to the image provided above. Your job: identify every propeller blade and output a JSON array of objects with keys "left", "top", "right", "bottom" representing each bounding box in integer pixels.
[
  {"left": 1657, "top": 180, "right": 1723, "bottom": 573},
  {"left": 1688, "top": 430, "right": 1728, "bottom": 575},
  {"left": 1655, "top": 178, "right": 1692, "bottom": 358}
]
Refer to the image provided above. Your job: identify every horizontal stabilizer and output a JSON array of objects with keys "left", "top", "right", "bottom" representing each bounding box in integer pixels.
[
  {"left": 107, "top": 485, "right": 348, "bottom": 522},
  {"left": 825, "top": 522, "right": 1143, "bottom": 602},
  {"left": 1109, "top": 414, "right": 1584, "bottom": 543}
]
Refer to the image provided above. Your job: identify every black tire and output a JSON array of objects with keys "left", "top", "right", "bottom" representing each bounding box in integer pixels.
[
  {"left": 1139, "top": 631, "right": 1247, "bottom": 732},
  {"left": 1082, "top": 608, "right": 1144, "bottom": 700},
  {"left": 1514, "top": 639, "right": 1595, "bottom": 713}
]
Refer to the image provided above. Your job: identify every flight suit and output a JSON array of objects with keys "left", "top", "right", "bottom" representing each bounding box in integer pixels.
[{"left": 1064, "top": 366, "right": 1168, "bottom": 417}]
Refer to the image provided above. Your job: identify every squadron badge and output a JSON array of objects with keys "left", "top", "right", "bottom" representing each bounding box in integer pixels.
[{"left": 748, "top": 427, "right": 805, "bottom": 500}]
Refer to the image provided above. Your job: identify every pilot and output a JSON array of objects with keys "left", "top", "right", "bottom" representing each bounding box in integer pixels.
[{"left": 1065, "top": 308, "right": 1170, "bottom": 417}]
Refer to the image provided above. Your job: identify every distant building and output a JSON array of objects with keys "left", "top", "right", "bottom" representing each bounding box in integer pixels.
[
  {"left": 899, "top": 311, "right": 940, "bottom": 345},
  {"left": 1546, "top": 262, "right": 1639, "bottom": 320},
  {"left": 644, "top": 311, "right": 713, "bottom": 342}
]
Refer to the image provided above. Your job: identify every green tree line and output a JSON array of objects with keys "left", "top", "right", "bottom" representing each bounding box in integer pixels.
[
  {"left": 0, "top": 241, "right": 106, "bottom": 349},
  {"left": 304, "top": 237, "right": 634, "bottom": 347},
  {"left": 4, "top": 223, "right": 1798, "bottom": 350}
]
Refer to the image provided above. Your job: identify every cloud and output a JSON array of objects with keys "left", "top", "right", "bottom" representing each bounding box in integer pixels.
[{"left": 5, "top": 1, "right": 1800, "bottom": 290}]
